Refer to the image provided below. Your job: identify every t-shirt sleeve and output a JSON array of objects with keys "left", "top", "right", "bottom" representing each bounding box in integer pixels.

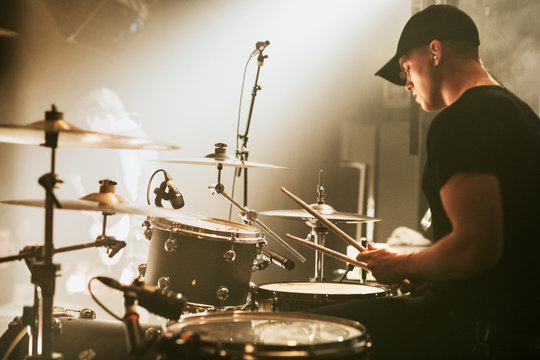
[{"left": 427, "top": 111, "right": 498, "bottom": 190}]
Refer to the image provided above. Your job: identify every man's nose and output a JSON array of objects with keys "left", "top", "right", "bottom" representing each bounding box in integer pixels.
[{"left": 405, "top": 79, "right": 413, "bottom": 92}]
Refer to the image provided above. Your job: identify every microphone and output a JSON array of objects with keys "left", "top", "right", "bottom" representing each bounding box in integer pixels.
[
  {"left": 250, "top": 40, "right": 270, "bottom": 57},
  {"left": 262, "top": 248, "right": 295, "bottom": 271},
  {"left": 97, "top": 276, "right": 186, "bottom": 319},
  {"left": 163, "top": 170, "right": 185, "bottom": 209}
]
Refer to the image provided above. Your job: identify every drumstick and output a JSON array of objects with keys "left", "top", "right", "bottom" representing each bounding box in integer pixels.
[
  {"left": 285, "top": 233, "right": 369, "bottom": 271},
  {"left": 281, "top": 187, "right": 366, "bottom": 252}
]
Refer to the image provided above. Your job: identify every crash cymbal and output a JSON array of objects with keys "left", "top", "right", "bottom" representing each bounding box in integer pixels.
[
  {"left": 260, "top": 203, "right": 380, "bottom": 223},
  {"left": 0, "top": 198, "right": 200, "bottom": 220},
  {"left": 0, "top": 105, "right": 180, "bottom": 150},
  {"left": 157, "top": 142, "right": 286, "bottom": 169}
]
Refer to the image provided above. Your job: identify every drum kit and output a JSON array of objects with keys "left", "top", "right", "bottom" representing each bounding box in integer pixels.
[{"left": 0, "top": 104, "right": 384, "bottom": 359}]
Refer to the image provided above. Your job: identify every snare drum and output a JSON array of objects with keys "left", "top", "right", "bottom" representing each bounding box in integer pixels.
[
  {"left": 254, "top": 281, "right": 388, "bottom": 312},
  {"left": 145, "top": 216, "right": 262, "bottom": 307},
  {"left": 163, "top": 311, "right": 370, "bottom": 359}
]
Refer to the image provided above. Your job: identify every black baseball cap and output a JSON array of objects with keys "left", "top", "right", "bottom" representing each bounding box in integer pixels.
[{"left": 375, "top": 5, "right": 480, "bottom": 86}]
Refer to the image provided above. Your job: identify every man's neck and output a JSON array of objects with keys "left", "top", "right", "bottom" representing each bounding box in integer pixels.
[{"left": 440, "top": 58, "right": 499, "bottom": 106}]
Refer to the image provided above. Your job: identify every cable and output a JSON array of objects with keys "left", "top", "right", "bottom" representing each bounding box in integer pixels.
[
  {"left": 235, "top": 56, "right": 253, "bottom": 151},
  {"left": 339, "top": 264, "right": 355, "bottom": 282},
  {"left": 229, "top": 55, "right": 253, "bottom": 221},
  {"left": 146, "top": 169, "right": 166, "bottom": 206},
  {"left": 88, "top": 276, "right": 123, "bottom": 321},
  {"left": 1, "top": 326, "right": 27, "bottom": 360}
]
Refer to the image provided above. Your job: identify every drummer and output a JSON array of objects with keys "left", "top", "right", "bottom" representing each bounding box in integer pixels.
[{"left": 308, "top": 5, "right": 539, "bottom": 359}]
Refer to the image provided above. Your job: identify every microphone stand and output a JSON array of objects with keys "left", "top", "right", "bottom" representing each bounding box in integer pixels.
[{"left": 236, "top": 51, "right": 268, "bottom": 208}]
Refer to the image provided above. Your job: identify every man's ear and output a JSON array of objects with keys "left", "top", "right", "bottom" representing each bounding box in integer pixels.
[{"left": 429, "top": 40, "right": 443, "bottom": 66}]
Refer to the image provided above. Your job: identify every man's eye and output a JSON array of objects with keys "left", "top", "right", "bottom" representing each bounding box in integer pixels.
[{"left": 399, "top": 66, "right": 409, "bottom": 80}]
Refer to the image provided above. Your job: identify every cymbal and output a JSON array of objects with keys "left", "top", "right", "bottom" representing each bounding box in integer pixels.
[
  {"left": 0, "top": 198, "right": 199, "bottom": 220},
  {"left": 157, "top": 142, "right": 286, "bottom": 169},
  {"left": 0, "top": 105, "right": 180, "bottom": 150},
  {"left": 158, "top": 157, "right": 286, "bottom": 169},
  {"left": 0, "top": 122, "right": 180, "bottom": 150},
  {"left": 260, "top": 203, "right": 380, "bottom": 223},
  {"left": 79, "top": 191, "right": 127, "bottom": 207}
]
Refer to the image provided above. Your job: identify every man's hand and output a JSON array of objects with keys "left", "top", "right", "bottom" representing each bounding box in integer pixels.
[{"left": 356, "top": 243, "right": 409, "bottom": 285}]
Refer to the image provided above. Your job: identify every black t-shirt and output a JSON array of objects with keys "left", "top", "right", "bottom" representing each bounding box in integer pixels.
[{"left": 422, "top": 86, "right": 540, "bottom": 324}]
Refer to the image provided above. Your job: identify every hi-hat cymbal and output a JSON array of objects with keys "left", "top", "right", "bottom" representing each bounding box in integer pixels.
[
  {"left": 0, "top": 105, "right": 180, "bottom": 150},
  {"left": 260, "top": 203, "right": 380, "bottom": 223},
  {"left": 0, "top": 198, "right": 199, "bottom": 220},
  {"left": 157, "top": 142, "right": 286, "bottom": 169}
]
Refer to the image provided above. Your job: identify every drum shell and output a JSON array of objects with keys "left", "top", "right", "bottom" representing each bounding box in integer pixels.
[
  {"left": 145, "top": 217, "right": 260, "bottom": 307},
  {"left": 164, "top": 311, "right": 369, "bottom": 359},
  {"left": 0, "top": 316, "right": 157, "bottom": 360},
  {"left": 254, "top": 281, "right": 388, "bottom": 312}
]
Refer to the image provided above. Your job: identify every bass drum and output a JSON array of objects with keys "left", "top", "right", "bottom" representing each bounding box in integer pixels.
[
  {"left": 163, "top": 311, "right": 370, "bottom": 359},
  {"left": 0, "top": 314, "right": 158, "bottom": 360},
  {"left": 145, "top": 216, "right": 262, "bottom": 307},
  {"left": 254, "top": 281, "right": 389, "bottom": 312}
]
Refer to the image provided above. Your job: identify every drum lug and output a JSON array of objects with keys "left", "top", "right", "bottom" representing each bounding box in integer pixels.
[
  {"left": 78, "top": 308, "right": 96, "bottom": 319},
  {"left": 137, "top": 263, "right": 147, "bottom": 278},
  {"left": 223, "top": 233, "right": 238, "bottom": 263},
  {"left": 157, "top": 276, "right": 171, "bottom": 290},
  {"left": 216, "top": 285, "right": 230, "bottom": 302},
  {"left": 142, "top": 217, "right": 153, "bottom": 241},
  {"left": 164, "top": 224, "right": 179, "bottom": 253},
  {"left": 271, "top": 292, "right": 280, "bottom": 312},
  {"left": 144, "top": 326, "right": 162, "bottom": 341},
  {"left": 78, "top": 348, "right": 97, "bottom": 360},
  {"left": 52, "top": 317, "right": 63, "bottom": 335}
]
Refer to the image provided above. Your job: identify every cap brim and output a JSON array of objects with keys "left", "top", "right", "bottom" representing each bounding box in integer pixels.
[{"left": 375, "top": 55, "right": 406, "bottom": 86}]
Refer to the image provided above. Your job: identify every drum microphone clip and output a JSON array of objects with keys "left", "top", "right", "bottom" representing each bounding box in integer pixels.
[
  {"left": 154, "top": 171, "right": 185, "bottom": 209},
  {"left": 95, "top": 235, "right": 126, "bottom": 258}
]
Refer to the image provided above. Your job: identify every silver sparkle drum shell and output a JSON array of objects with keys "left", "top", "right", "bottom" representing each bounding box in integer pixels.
[
  {"left": 144, "top": 217, "right": 261, "bottom": 307},
  {"left": 165, "top": 311, "right": 370, "bottom": 359}
]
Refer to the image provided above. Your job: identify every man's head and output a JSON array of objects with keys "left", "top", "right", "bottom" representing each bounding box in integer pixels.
[{"left": 376, "top": 5, "right": 480, "bottom": 86}]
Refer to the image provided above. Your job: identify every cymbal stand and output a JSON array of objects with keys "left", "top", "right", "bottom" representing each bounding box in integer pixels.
[
  {"left": 306, "top": 224, "right": 328, "bottom": 282},
  {"left": 0, "top": 213, "right": 125, "bottom": 358},
  {"left": 209, "top": 165, "right": 306, "bottom": 263},
  {"left": 32, "top": 105, "right": 63, "bottom": 359},
  {"left": 308, "top": 171, "right": 328, "bottom": 281},
  {"left": 236, "top": 50, "right": 268, "bottom": 208}
]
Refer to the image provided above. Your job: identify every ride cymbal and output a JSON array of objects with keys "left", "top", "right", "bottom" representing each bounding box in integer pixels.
[{"left": 260, "top": 203, "right": 380, "bottom": 223}]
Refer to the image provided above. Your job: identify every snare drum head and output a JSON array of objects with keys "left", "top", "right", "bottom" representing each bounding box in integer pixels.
[
  {"left": 150, "top": 216, "right": 261, "bottom": 243},
  {"left": 167, "top": 311, "right": 368, "bottom": 359},
  {"left": 258, "top": 281, "right": 387, "bottom": 295}
]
